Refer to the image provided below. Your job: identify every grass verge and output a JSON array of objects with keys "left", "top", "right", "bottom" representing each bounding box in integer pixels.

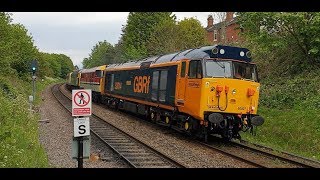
[
  {"left": 0, "top": 76, "right": 62, "bottom": 167},
  {"left": 241, "top": 72, "right": 320, "bottom": 161}
]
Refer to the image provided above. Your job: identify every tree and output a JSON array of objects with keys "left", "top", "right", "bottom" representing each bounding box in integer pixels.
[
  {"left": 177, "top": 17, "right": 207, "bottom": 49},
  {"left": 37, "top": 52, "right": 53, "bottom": 78},
  {"left": 57, "top": 54, "right": 74, "bottom": 78},
  {"left": 0, "top": 13, "right": 38, "bottom": 77},
  {"left": 147, "top": 17, "right": 206, "bottom": 56},
  {"left": 82, "top": 40, "right": 115, "bottom": 68},
  {"left": 37, "top": 52, "right": 74, "bottom": 78},
  {"left": 0, "top": 13, "right": 13, "bottom": 75},
  {"left": 147, "top": 20, "right": 180, "bottom": 55},
  {"left": 237, "top": 12, "right": 320, "bottom": 76},
  {"left": 113, "top": 39, "right": 126, "bottom": 63},
  {"left": 121, "top": 12, "right": 176, "bottom": 60},
  {"left": 9, "top": 23, "right": 38, "bottom": 76},
  {"left": 0, "top": 12, "right": 74, "bottom": 80}
]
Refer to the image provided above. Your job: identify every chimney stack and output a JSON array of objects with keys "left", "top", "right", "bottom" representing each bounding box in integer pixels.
[
  {"left": 207, "top": 15, "right": 213, "bottom": 27},
  {"left": 226, "top": 12, "right": 234, "bottom": 22}
]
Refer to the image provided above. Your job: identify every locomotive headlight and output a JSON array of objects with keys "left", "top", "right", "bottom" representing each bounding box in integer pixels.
[
  {"left": 240, "top": 51, "right": 245, "bottom": 57},
  {"left": 246, "top": 51, "right": 252, "bottom": 58},
  {"left": 212, "top": 47, "right": 219, "bottom": 54},
  {"left": 232, "top": 89, "right": 236, "bottom": 95},
  {"left": 220, "top": 49, "right": 225, "bottom": 54}
]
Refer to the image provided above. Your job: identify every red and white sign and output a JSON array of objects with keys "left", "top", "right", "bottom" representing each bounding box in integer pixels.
[{"left": 72, "top": 89, "right": 92, "bottom": 116}]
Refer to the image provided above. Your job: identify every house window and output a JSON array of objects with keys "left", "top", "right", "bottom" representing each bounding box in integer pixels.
[{"left": 214, "top": 30, "right": 217, "bottom": 41}]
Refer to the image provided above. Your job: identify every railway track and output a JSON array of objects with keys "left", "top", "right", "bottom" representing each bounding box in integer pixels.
[
  {"left": 234, "top": 140, "right": 320, "bottom": 168},
  {"left": 52, "top": 83, "right": 185, "bottom": 168},
  {"left": 200, "top": 135, "right": 320, "bottom": 168},
  {"left": 196, "top": 140, "right": 267, "bottom": 168},
  {"left": 61, "top": 83, "right": 320, "bottom": 168}
]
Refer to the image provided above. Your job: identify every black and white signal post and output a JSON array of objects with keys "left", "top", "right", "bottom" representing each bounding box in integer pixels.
[
  {"left": 72, "top": 89, "right": 92, "bottom": 168},
  {"left": 29, "top": 60, "right": 37, "bottom": 111}
]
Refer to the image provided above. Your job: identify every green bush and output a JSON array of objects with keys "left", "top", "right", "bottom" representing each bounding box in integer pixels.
[
  {"left": 259, "top": 72, "right": 320, "bottom": 109},
  {"left": 0, "top": 86, "right": 47, "bottom": 167},
  {"left": 0, "top": 76, "right": 61, "bottom": 167},
  {"left": 244, "top": 71, "right": 320, "bottom": 161}
]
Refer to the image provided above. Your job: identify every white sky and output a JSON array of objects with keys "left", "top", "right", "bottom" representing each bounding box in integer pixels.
[{"left": 10, "top": 12, "right": 215, "bottom": 68}]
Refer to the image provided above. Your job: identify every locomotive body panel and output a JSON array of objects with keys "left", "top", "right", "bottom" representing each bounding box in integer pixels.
[{"left": 105, "top": 65, "right": 177, "bottom": 107}]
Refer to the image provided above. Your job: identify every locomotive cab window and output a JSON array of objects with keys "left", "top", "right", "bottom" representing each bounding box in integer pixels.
[
  {"left": 95, "top": 70, "right": 103, "bottom": 78},
  {"left": 110, "top": 74, "right": 114, "bottom": 91},
  {"left": 151, "top": 70, "right": 168, "bottom": 102},
  {"left": 181, "top": 62, "right": 186, "bottom": 77},
  {"left": 188, "top": 60, "right": 202, "bottom": 79},
  {"left": 151, "top": 71, "right": 159, "bottom": 101},
  {"left": 233, "top": 62, "right": 258, "bottom": 81},
  {"left": 159, "top": 70, "right": 168, "bottom": 102},
  {"left": 205, "top": 60, "right": 231, "bottom": 78}
]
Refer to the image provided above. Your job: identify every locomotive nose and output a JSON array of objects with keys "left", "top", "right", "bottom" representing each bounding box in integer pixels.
[{"left": 251, "top": 116, "right": 264, "bottom": 126}]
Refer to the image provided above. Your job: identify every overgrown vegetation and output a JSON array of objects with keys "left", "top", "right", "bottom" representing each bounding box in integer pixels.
[
  {"left": 237, "top": 12, "right": 320, "bottom": 160},
  {"left": 82, "top": 40, "right": 117, "bottom": 68},
  {"left": 241, "top": 71, "right": 320, "bottom": 160},
  {"left": 120, "top": 12, "right": 175, "bottom": 60},
  {"left": 0, "top": 76, "right": 62, "bottom": 167},
  {"left": 242, "top": 107, "right": 320, "bottom": 160},
  {"left": 237, "top": 12, "right": 320, "bottom": 78},
  {"left": 0, "top": 13, "right": 74, "bottom": 79},
  {"left": 0, "top": 12, "right": 74, "bottom": 167}
]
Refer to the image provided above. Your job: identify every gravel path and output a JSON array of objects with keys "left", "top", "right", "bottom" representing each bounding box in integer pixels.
[
  {"left": 61, "top": 84, "right": 253, "bottom": 168},
  {"left": 38, "top": 84, "right": 129, "bottom": 168}
]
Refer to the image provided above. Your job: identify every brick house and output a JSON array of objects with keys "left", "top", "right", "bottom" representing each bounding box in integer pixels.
[{"left": 205, "top": 12, "right": 242, "bottom": 44}]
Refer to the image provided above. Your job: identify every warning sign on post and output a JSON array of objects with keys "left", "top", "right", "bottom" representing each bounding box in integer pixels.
[{"left": 72, "top": 89, "right": 92, "bottom": 116}]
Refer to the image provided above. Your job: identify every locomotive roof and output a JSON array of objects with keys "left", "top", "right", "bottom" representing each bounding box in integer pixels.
[
  {"left": 79, "top": 65, "right": 106, "bottom": 73},
  {"left": 106, "top": 45, "right": 252, "bottom": 70}
]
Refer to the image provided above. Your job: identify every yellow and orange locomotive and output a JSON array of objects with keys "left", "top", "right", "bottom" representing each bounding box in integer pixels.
[{"left": 67, "top": 45, "right": 264, "bottom": 141}]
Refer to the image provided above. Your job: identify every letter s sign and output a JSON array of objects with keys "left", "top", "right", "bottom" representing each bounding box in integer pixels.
[
  {"left": 78, "top": 125, "right": 86, "bottom": 134},
  {"left": 74, "top": 117, "right": 90, "bottom": 137}
]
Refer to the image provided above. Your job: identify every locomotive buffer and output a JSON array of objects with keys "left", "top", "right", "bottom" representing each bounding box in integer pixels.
[{"left": 71, "top": 89, "right": 92, "bottom": 168}]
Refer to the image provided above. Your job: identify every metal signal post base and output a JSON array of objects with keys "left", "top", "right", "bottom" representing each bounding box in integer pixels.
[
  {"left": 32, "top": 75, "right": 36, "bottom": 102},
  {"left": 77, "top": 115, "right": 84, "bottom": 168},
  {"left": 77, "top": 136, "right": 84, "bottom": 168}
]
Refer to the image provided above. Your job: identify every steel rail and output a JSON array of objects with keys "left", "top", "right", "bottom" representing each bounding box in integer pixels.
[{"left": 52, "top": 84, "right": 185, "bottom": 168}]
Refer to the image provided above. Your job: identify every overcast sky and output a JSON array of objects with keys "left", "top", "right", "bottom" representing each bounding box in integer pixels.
[{"left": 10, "top": 12, "right": 214, "bottom": 68}]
